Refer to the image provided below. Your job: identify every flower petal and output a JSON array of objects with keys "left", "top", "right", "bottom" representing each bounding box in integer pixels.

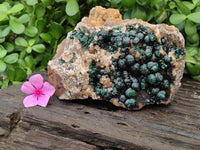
[
  {"left": 37, "top": 94, "right": 50, "bottom": 107},
  {"left": 23, "top": 95, "right": 37, "bottom": 108},
  {"left": 21, "top": 81, "right": 35, "bottom": 94},
  {"left": 42, "top": 82, "right": 55, "bottom": 96},
  {"left": 29, "top": 74, "right": 43, "bottom": 89}
]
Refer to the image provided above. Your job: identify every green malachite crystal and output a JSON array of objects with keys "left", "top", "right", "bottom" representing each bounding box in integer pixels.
[
  {"left": 126, "top": 54, "right": 135, "bottom": 65},
  {"left": 140, "top": 64, "right": 149, "bottom": 75},
  {"left": 125, "top": 99, "right": 136, "bottom": 108},
  {"left": 131, "top": 82, "right": 140, "bottom": 91},
  {"left": 133, "top": 37, "right": 140, "bottom": 44},
  {"left": 125, "top": 88, "right": 136, "bottom": 98},
  {"left": 151, "top": 88, "right": 159, "bottom": 95},
  {"left": 68, "top": 23, "right": 186, "bottom": 109},
  {"left": 157, "top": 90, "right": 166, "bottom": 99},
  {"left": 163, "top": 80, "right": 169, "bottom": 89},
  {"left": 147, "top": 74, "right": 156, "bottom": 85}
]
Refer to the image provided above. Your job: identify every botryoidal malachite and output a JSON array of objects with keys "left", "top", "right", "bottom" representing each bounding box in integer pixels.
[{"left": 48, "top": 6, "right": 186, "bottom": 110}]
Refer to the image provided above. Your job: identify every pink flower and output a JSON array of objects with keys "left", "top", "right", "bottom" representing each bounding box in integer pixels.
[{"left": 21, "top": 74, "right": 55, "bottom": 108}]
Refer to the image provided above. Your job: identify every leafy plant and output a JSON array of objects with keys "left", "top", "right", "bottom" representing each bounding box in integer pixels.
[
  {"left": 0, "top": 0, "right": 80, "bottom": 88},
  {"left": 1, "top": 0, "right": 200, "bottom": 89}
]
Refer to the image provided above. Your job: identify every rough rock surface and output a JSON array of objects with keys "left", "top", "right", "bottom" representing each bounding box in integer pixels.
[{"left": 48, "top": 6, "right": 185, "bottom": 110}]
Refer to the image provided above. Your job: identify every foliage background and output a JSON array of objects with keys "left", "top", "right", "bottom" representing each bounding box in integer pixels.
[{"left": 0, "top": 0, "right": 200, "bottom": 89}]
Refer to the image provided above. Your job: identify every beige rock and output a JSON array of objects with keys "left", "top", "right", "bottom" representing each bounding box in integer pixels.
[{"left": 48, "top": 6, "right": 185, "bottom": 110}]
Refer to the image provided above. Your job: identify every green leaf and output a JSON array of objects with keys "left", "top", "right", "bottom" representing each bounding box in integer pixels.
[
  {"left": 121, "top": 0, "right": 136, "bottom": 8},
  {"left": 32, "top": 44, "right": 45, "bottom": 53},
  {"left": 186, "top": 46, "right": 199, "bottom": 56},
  {"left": 18, "top": 59, "right": 27, "bottom": 68},
  {"left": 169, "top": 14, "right": 186, "bottom": 25},
  {"left": 25, "top": 55, "right": 33, "bottom": 68},
  {"left": 8, "top": 3, "right": 24, "bottom": 14},
  {"left": 0, "top": 45, "right": 7, "bottom": 58},
  {"left": 6, "top": 66, "right": 15, "bottom": 81},
  {"left": 0, "top": 50, "right": 7, "bottom": 58},
  {"left": 26, "top": 0, "right": 38, "bottom": 6},
  {"left": 1, "top": 27, "right": 10, "bottom": 37},
  {"left": 182, "top": 1, "right": 195, "bottom": 10},
  {"left": 193, "top": 0, "right": 200, "bottom": 5},
  {"left": 65, "top": 0, "right": 79, "bottom": 16},
  {"left": 185, "top": 54, "right": 197, "bottom": 64},
  {"left": 169, "top": 2, "right": 176, "bottom": 9},
  {"left": 36, "top": 19, "right": 46, "bottom": 33},
  {"left": 35, "top": 4, "right": 46, "bottom": 19},
  {"left": 175, "top": 0, "right": 191, "bottom": 15},
  {"left": 136, "top": 0, "right": 149, "bottom": 6},
  {"left": 131, "top": 6, "right": 146, "bottom": 20},
  {"left": 0, "top": 14, "right": 7, "bottom": 21},
  {"left": 50, "top": 22, "right": 64, "bottom": 39},
  {"left": 66, "top": 26, "right": 73, "bottom": 33},
  {"left": 9, "top": 20, "right": 25, "bottom": 34},
  {"left": 4, "top": 42, "right": 14, "bottom": 53},
  {"left": 17, "top": 14, "right": 30, "bottom": 23},
  {"left": 186, "top": 62, "right": 200, "bottom": 75},
  {"left": 24, "top": 26, "right": 38, "bottom": 37},
  {"left": 67, "top": 17, "right": 77, "bottom": 26},
  {"left": 0, "top": 38, "right": 5, "bottom": 43},
  {"left": 12, "top": 81, "right": 22, "bottom": 85},
  {"left": 184, "top": 20, "right": 197, "bottom": 35},
  {"left": 15, "top": 37, "right": 28, "bottom": 47},
  {"left": 25, "top": 47, "right": 32, "bottom": 53},
  {"left": 156, "top": 10, "right": 168, "bottom": 23},
  {"left": 28, "top": 39, "right": 35, "bottom": 46},
  {"left": 19, "top": 50, "right": 26, "bottom": 59},
  {"left": 0, "top": 4, "right": 8, "bottom": 12},
  {"left": 1, "top": 78, "right": 9, "bottom": 89},
  {"left": 15, "top": 67, "right": 27, "bottom": 81},
  {"left": 187, "top": 33, "right": 199, "bottom": 43},
  {"left": 40, "top": 33, "right": 52, "bottom": 44},
  {"left": 55, "top": 0, "right": 66, "bottom": 2},
  {"left": 192, "top": 75, "right": 200, "bottom": 81},
  {"left": 4, "top": 53, "right": 19, "bottom": 64},
  {"left": 188, "top": 12, "right": 200, "bottom": 23},
  {"left": 0, "top": 60, "right": 6, "bottom": 73},
  {"left": 123, "top": 9, "right": 132, "bottom": 19},
  {"left": 41, "top": 0, "right": 54, "bottom": 6}
]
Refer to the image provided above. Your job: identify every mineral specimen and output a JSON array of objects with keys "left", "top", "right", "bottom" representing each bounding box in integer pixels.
[{"left": 48, "top": 6, "right": 185, "bottom": 110}]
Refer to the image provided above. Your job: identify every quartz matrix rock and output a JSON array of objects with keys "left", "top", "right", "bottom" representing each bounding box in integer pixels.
[{"left": 48, "top": 6, "right": 185, "bottom": 110}]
